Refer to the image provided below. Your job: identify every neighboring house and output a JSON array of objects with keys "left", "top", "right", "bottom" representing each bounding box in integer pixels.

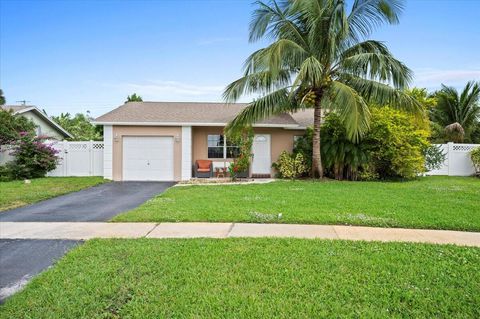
[
  {"left": 94, "top": 102, "right": 313, "bottom": 181},
  {"left": 2, "top": 105, "right": 72, "bottom": 140}
]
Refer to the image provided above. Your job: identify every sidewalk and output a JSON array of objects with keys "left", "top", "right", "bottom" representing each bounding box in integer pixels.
[{"left": 1, "top": 222, "right": 479, "bottom": 247}]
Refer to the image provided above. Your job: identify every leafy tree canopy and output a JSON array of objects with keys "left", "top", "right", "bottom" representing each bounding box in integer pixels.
[
  {"left": 126, "top": 93, "right": 143, "bottom": 103},
  {"left": 430, "top": 81, "right": 480, "bottom": 143},
  {"left": 0, "top": 89, "right": 5, "bottom": 105},
  {"left": 51, "top": 112, "right": 103, "bottom": 141},
  {"left": 0, "top": 109, "right": 36, "bottom": 144}
]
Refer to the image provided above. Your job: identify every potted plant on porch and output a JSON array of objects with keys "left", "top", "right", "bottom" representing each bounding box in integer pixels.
[{"left": 226, "top": 127, "right": 253, "bottom": 181}]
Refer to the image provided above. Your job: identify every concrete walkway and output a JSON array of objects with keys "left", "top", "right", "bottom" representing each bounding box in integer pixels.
[{"left": 1, "top": 222, "right": 479, "bottom": 247}]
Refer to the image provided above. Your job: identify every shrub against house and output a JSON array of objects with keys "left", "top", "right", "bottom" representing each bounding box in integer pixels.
[
  {"left": 288, "top": 106, "right": 431, "bottom": 180},
  {"left": 0, "top": 109, "right": 59, "bottom": 181}
]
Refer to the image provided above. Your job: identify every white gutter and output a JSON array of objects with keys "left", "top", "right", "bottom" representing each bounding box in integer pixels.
[
  {"left": 14, "top": 106, "right": 74, "bottom": 138},
  {"left": 92, "top": 121, "right": 302, "bottom": 129}
]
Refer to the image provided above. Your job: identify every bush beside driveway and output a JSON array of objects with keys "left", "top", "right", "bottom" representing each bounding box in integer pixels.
[{"left": 113, "top": 176, "right": 480, "bottom": 232}]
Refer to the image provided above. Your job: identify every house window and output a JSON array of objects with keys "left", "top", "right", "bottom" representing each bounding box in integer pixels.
[
  {"left": 208, "top": 135, "right": 224, "bottom": 158},
  {"left": 226, "top": 139, "right": 241, "bottom": 158},
  {"left": 294, "top": 135, "right": 302, "bottom": 143},
  {"left": 207, "top": 134, "right": 240, "bottom": 159}
]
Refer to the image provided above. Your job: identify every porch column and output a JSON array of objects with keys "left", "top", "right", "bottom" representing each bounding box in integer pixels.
[
  {"left": 103, "top": 125, "right": 113, "bottom": 180},
  {"left": 181, "top": 126, "right": 192, "bottom": 180}
]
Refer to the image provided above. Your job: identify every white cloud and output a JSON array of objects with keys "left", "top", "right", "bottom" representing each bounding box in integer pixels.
[
  {"left": 413, "top": 68, "right": 480, "bottom": 89},
  {"left": 101, "top": 80, "right": 227, "bottom": 102},
  {"left": 101, "top": 80, "right": 256, "bottom": 103},
  {"left": 124, "top": 80, "right": 224, "bottom": 96}
]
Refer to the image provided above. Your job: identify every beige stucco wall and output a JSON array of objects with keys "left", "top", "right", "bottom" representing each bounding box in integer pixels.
[
  {"left": 112, "top": 126, "right": 182, "bottom": 181},
  {"left": 192, "top": 126, "right": 305, "bottom": 175},
  {"left": 21, "top": 112, "right": 64, "bottom": 140}
]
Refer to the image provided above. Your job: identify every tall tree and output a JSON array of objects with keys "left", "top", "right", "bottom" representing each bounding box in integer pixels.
[
  {"left": 0, "top": 89, "right": 5, "bottom": 105},
  {"left": 126, "top": 93, "right": 143, "bottom": 103},
  {"left": 51, "top": 112, "right": 102, "bottom": 141},
  {"left": 224, "top": 0, "right": 420, "bottom": 177},
  {"left": 431, "top": 81, "right": 480, "bottom": 143}
]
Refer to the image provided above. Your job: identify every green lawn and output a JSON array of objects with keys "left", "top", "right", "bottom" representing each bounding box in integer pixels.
[
  {"left": 0, "top": 177, "right": 106, "bottom": 211},
  {"left": 0, "top": 238, "right": 478, "bottom": 318},
  {"left": 113, "top": 176, "right": 480, "bottom": 231}
]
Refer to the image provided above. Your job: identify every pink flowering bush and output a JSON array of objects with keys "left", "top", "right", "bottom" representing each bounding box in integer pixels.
[{"left": 4, "top": 132, "right": 59, "bottom": 179}]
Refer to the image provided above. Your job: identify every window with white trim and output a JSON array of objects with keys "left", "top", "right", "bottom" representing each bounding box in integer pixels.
[{"left": 207, "top": 134, "right": 240, "bottom": 159}]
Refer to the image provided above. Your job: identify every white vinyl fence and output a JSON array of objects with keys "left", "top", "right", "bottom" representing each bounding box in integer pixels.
[
  {"left": 47, "top": 141, "right": 104, "bottom": 177},
  {"left": 427, "top": 143, "right": 478, "bottom": 176},
  {"left": 0, "top": 141, "right": 104, "bottom": 177}
]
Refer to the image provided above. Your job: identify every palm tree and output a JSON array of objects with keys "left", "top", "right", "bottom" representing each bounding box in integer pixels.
[
  {"left": 431, "top": 81, "right": 480, "bottom": 143},
  {"left": 223, "top": 0, "right": 420, "bottom": 178}
]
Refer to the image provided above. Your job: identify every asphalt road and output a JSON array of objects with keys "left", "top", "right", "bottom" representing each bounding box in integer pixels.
[
  {"left": 0, "top": 182, "right": 174, "bottom": 302},
  {"left": 0, "top": 181, "right": 175, "bottom": 222},
  {"left": 0, "top": 239, "right": 80, "bottom": 303}
]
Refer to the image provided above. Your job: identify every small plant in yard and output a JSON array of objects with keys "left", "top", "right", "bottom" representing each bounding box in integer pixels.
[
  {"left": 226, "top": 127, "right": 253, "bottom": 180},
  {"left": 470, "top": 146, "right": 480, "bottom": 176},
  {"left": 424, "top": 144, "right": 446, "bottom": 171},
  {"left": 273, "top": 151, "right": 308, "bottom": 179},
  {"left": 1, "top": 132, "right": 59, "bottom": 180}
]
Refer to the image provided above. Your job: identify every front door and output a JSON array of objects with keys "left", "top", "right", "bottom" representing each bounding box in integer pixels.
[{"left": 252, "top": 134, "right": 271, "bottom": 175}]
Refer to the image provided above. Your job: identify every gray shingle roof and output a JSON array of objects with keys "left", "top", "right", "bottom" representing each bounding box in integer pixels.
[
  {"left": 95, "top": 102, "right": 313, "bottom": 127},
  {"left": 1, "top": 105, "right": 33, "bottom": 113}
]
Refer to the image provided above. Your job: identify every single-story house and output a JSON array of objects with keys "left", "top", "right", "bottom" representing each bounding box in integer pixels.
[
  {"left": 2, "top": 105, "right": 72, "bottom": 140},
  {"left": 94, "top": 102, "right": 313, "bottom": 181}
]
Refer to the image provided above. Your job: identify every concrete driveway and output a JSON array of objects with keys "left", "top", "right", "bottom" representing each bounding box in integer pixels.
[
  {"left": 0, "top": 181, "right": 175, "bottom": 222},
  {"left": 0, "top": 181, "right": 173, "bottom": 302}
]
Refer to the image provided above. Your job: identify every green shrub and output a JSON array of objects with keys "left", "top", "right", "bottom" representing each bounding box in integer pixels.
[
  {"left": 424, "top": 144, "right": 446, "bottom": 171},
  {"left": 293, "top": 127, "right": 313, "bottom": 170},
  {"left": 0, "top": 109, "right": 36, "bottom": 145},
  {"left": 365, "top": 107, "right": 430, "bottom": 179},
  {"left": 471, "top": 147, "right": 480, "bottom": 175},
  {"left": 273, "top": 151, "right": 308, "bottom": 179},
  {"left": 226, "top": 127, "right": 253, "bottom": 180},
  {"left": 471, "top": 147, "right": 480, "bottom": 164},
  {"left": 0, "top": 165, "right": 13, "bottom": 182},
  {"left": 293, "top": 107, "right": 430, "bottom": 180},
  {"left": 6, "top": 132, "right": 59, "bottom": 179},
  {"left": 320, "top": 113, "right": 370, "bottom": 180}
]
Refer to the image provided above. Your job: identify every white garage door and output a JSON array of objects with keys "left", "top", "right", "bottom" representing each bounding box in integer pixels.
[{"left": 122, "top": 136, "right": 174, "bottom": 181}]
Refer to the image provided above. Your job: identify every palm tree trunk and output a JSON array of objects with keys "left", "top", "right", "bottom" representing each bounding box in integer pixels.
[{"left": 312, "top": 103, "right": 323, "bottom": 178}]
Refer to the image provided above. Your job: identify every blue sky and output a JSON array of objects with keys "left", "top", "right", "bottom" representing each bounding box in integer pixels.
[{"left": 1, "top": 0, "right": 479, "bottom": 117}]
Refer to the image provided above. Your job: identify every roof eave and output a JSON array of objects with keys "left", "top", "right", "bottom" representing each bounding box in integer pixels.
[
  {"left": 16, "top": 107, "right": 73, "bottom": 138},
  {"left": 92, "top": 121, "right": 302, "bottom": 129}
]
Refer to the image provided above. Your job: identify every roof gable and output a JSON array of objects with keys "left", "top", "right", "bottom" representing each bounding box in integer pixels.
[{"left": 2, "top": 105, "right": 73, "bottom": 138}]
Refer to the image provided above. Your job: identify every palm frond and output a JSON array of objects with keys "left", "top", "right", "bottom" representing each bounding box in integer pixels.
[
  {"left": 433, "top": 81, "right": 480, "bottom": 132},
  {"left": 242, "top": 39, "right": 308, "bottom": 76},
  {"left": 338, "top": 40, "right": 390, "bottom": 59},
  {"left": 328, "top": 80, "right": 371, "bottom": 141},
  {"left": 291, "top": 56, "right": 325, "bottom": 90},
  {"left": 225, "top": 88, "right": 296, "bottom": 134},
  {"left": 223, "top": 70, "right": 292, "bottom": 103},
  {"left": 348, "top": 0, "right": 404, "bottom": 42},
  {"left": 339, "top": 51, "right": 413, "bottom": 89},
  {"left": 249, "top": 0, "right": 308, "bottom": 48},
  {"left": 337, "top": 74, "right": 422, "bottom": 114}
]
